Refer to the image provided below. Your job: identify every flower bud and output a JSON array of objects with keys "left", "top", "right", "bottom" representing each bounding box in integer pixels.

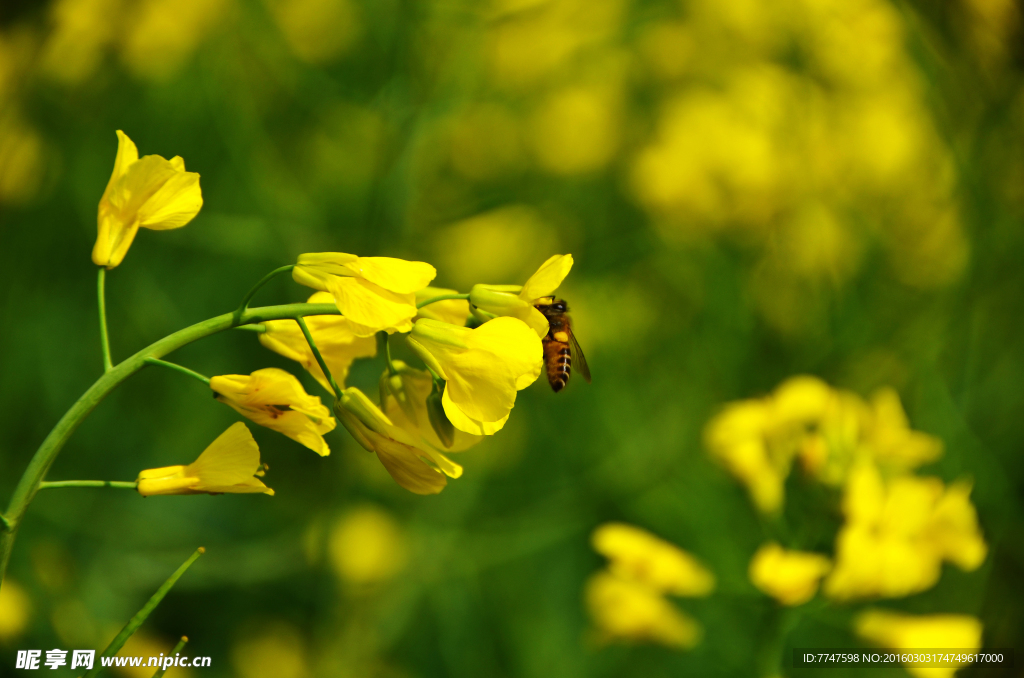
[
  {"left": 426, "top": 385, "right": 455, "bottom": 449},
  {"left": 469, "top": 284, "right": 548, "bottom": 336}
]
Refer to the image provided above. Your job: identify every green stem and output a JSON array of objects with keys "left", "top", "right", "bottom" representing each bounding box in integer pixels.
[
  {"left": 151, "top": 637, "right": 189, "bottom": 678},
  {"left": 756, "top": 606, "right": 800, "bottom": 678},
  {"left": 98, "top": 268, "right": 113, "bottom": 372},
  {"left": 83, "top": 548, "right": 205, "bottom": 678},
  {"left": 144, "top": 358, "right": 211, "bottom": 385},
  {"left": 0, "top": 302, "right": 339, "bottom": 591},
  {"left": 295, "top": 316, "right": 342, "bottom": 400},
  {"left": 233, "top": 323, "right": 267, "bottom": 333},
  {"left": 416, "top": 293, "right": 469, "bottom": 309},
  {"left": 233, "top": 265, "right": 295, "bottom": 322},
  {"left": 377, "top": 331, "right": 397, "bottom": 376},
  {"left": 38, "top": 480, "right": 137, "bottom": 490}
]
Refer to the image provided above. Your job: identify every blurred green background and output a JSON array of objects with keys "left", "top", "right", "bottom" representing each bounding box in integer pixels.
[{"left": 1, "top": 0, "right": 1023, "bottom": 675}]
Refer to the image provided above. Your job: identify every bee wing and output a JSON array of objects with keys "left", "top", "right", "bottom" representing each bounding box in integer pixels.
[{"left": 568, "top": 328, "right": 591, "bottom": 383}]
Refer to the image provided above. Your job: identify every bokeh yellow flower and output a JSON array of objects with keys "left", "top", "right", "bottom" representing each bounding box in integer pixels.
[
  {"left": 855, "top": 610, "right": 982, "bottom": 678},
  {"left": 136, "top": 422, "right": 273, "bottom": 497},
  {"left": 211, "top": 368, "right": 335, "bottom": 456},
  {"left": 334, "top": 387, "right": 461, "bottom": 495},
  {"left": 864, "top": 388, "right": 943, "bottom": 472},
  {"left": 704, "top": 398, "right": 784, "bottom": 513},
  {"left": 93, "top": 130, "right": 202, "bottom": 269},
  {"left": 748, "top": 542, "right": 831, "bottom": 606},
  {"left": 591, "top": 523, "right": 715, "bottom": 596},
  {"left": 706, "top": 376, "right": 950, "bottom": 512},
  {"left": 469, "top": 253, "right": 574, "bottom": 336},
  {"left": 258, "top": 292, "right": 377, "bottom": 392},
  {"left": 231, "top": 621, "right": 308, "bottom": 678},
  {"left": 292, "top": 252, "right": 436, "bottom": 334},
  {"left": 824, "top": 461, "right": 986, "bottom": 600},
  {"left": 407, "top": 317, "right": 542, "bottom": 435},
  {"left": 328, "top": 505, "right": 407, "bottom": 585},
  {"left": 415, "top": 286, "right": 471, "bottom": 326},
  {"left": 585, "top": 571, "right": 702, "bottom": 649},
  {"left": 0, "top": 578, "right": 31, "bottom": 641}
]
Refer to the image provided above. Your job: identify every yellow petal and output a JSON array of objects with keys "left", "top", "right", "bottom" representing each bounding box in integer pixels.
[
  {"left": 468, "top": 316, "right": 544, "bottom": 389},
  {"left": 102, "top": 130, "right": 139, "bottom": 200},
  {"left": 371, "top": 434, "right": 448, "bottom": 495},
  {"left": 327, "top": 276, "right": 418, "bottom": 332},
  {"left": 519, "top": 254, "right": 573, "bottom": 300},
  {"left": 341, "top": 256, "right": 437, "bottom": 294},
  {"left": 442, "top": 390, "right": 510, "bottom": 435},
  {"left": 137, "top": 167, "right": 203, "bottom": 231},
  {"left": 187, "top": 422, "right": 267, "bottom": 490}
]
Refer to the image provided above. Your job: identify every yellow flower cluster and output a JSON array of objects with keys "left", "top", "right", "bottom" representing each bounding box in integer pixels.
[
  {"left": 824, "top": 462, "right": 986, "bottom": 600},
  {"left": 707, "top": 377, "right": 986, "bottom": 627},
  {"left": 586, "top": 523, "right": 714, "bottom": 649},
  {"left": 855, "top": 610, "right": 983, "bottom": 678},
  {"left": 89, "top": 132, "right": 574, "bottom": 496},
  {"left": 704, "top": 376, "right": 942, "bottom": 513}
]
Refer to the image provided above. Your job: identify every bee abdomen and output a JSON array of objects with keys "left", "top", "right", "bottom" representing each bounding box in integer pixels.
[{"left": 544, "top": 341, "right": 572, "bottom": 392}]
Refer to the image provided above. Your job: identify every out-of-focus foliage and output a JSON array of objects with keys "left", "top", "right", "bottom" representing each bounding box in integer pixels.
[{"left": 2, "top": 0, "right": 1023, "bottom": 674}]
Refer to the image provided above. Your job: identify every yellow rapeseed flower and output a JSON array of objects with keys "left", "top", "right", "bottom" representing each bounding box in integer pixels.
[
  {"left": 748, "top": 542, "right": 831, "bottom": 606},
  {"left": 407, "top": 317, "right": 542, "bottom": 435},
  {"left": 334, "top": 387, "right": 462, "bottom": 495},
  {"left": 585, "top": 571, "right": 702, "bottom": 649},
  {"left": 415, "top": 286, "right": 471, "bottom": 326},
  {"left": 93, "top": 130, "right": 202, "bottom": 269},
  {"left": 864, "top": 388, "right": 943, "bottom": 472},
  {"left": 211, "top": 368, "right": 336, "bottom": 456},
  {"left": 705, "top": 377, "right": 948, "bottom": 511},
  {"left": 136, "top": 422, "right": 273, "bottom": 496},
  {"left": 704, "top": 398, "right": 785, "bottom": 513},
  {"left": 823, "top": 461, "right": 986, "bottom": 600},
  {"left": 292, "top": 252, "right": 436, "bottom": 334},
  {"left": 469, "top": 254, "right": 574, "bottom": 336},
  {"left": 380, "top": 361, "right": 483, "bottom": 453},
  {"left": 855, "top": 610, "right": 982, "bottom": 678},
  {"left": 591, "top": 523, "right": 715, "bottom": 596},
  {"left": 259, "top": 291, "right": 377, "bottom": 392}
]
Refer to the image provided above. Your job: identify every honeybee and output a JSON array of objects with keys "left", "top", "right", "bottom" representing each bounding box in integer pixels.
[{"left": 534, "top": 296, "right": 591, "bottom": 392}]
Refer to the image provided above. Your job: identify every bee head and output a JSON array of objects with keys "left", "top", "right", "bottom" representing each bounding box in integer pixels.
[{"left": 551, "top": 300, "right": 568, "bottom": 313}]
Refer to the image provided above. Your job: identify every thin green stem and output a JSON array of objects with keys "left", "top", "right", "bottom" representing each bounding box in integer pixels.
[
  {"left": 233, "top": 265, "right": 295, "bottom": 322},
  {"left": 38, "top": 480, "right": 137, "bottom": 490},
  {"left": 416, "top": 293, "right": 469, "bottom": 309},
  {"left": 98, "top": 268, "right": 113, "bottom": 372},
  {"left": 152, "top": 637, "right": 189, "bottom": 678},
  {"left": 233, "top": 323, "right": 267, "bottom": 333},
  {"left": 295, "top": 316, "right": 342, "bottom": 400},
  {"left": 144, "top": 358, "right": 211, "bottom": 386},
  {"left": 0, "top": 302, "right": 339, "bottom": 591},
  {"left": 83, "top": 548, "right": 205, "bottom": 678}
]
